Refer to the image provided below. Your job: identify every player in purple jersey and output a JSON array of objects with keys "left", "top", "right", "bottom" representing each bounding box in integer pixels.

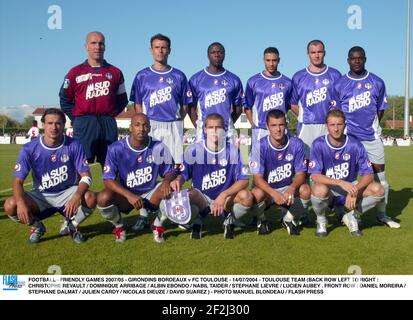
[
  {"left": 4, "top": 108, "right": 96, "bottom": 244},
  {"left": 189, "top": 42, "right": 243, "bottom": 142},
  {"left": 244, "top": 47, "right": 293, "bottom": 142},
  {"left": 309, "top": 109, "right": 385, "bottom": 237},
  {"left": 249, "top": 110, "right": 311, "bottom": 236},
  {"left": 130, "top": 34, "right": 192, "bottom": 166},
  {"left": 333, "top": 46, "right": 399, "bottom": 229},
  {"left": 170, "top": 113, "right": 253, "bottom": 239},
  {"left": 96, "top": 113, "right": 177, "bottom": 243},
  {"left": 291, "top": 40, "right": 341, "bottom": 156}
]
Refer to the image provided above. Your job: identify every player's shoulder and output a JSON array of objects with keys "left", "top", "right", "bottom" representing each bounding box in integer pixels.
[
  {"left": 189, "top": 69, "right": 205, "bottom": 81},
  {"left": 312, "top": 135, "right": 326, "bottom": 147},
  {"left": 103, "top": 61, "right": 123, "bottom": 73},
  {"left": 346, "top": 135, "right": 364, "bottom": 148},
  {"left": 280, "top": 73, "right": 292, "bottom": 82},
  {"left": 367, "top": 71, "right": 385, "bottom": 84},
  {"left": 67, "top": 61, "right": 88, "bottom": 75},
  {"left": 292, "top": 68, "right": 307, "bottom": 80},
  {"left": 225, "top": 69, "right": 242, "bottom": 82},
  {"left": 170, "top": 67, "right": 187, "bottom": 78},
  {"left": 21, "top": 138, "right": 39, "bottom": 153},
  {"left": 133, "top": 67, "right": 151, "bottom": 79},
  {"left": 327, "top": 66, "right": 342, "bottom": 77},
  {"left": 289, "top": 136, "right": 305, "bottom": 148},
  {"left": 247, "top": 72, "right": 261, "bottom": 83}
]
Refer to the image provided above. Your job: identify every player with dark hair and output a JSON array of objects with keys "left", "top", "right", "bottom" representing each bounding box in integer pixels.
[
  {"left": 332, "top": 46, "right": 399, "bottom": 228},
  {"left": 26, "top": 120, "right": 40, "bottom": 141},
  {"left": 249, "top": 110, "right": 310, "bottom": 236},
  {"left": 309, "top": 109, "right": 385, "bottom": 237},
  {"left": 130, "top": 33, "right": 191, "bottom": 165},
  {"left": 4, "top": 108, "right": 96, "bottom": 244},
  {"left": 59, "top": 31, "right": 128, "bottom": 166},
  {"left": 97, "top": 113, "right": 177, "bottom": 243},
  {"left": 189, "top": 42, "right": 243, "bottom": 141},
  {"left": 170, "top": 113, "right": 253, "bottom": 239},
  {"left": 244, "top": 47, "right": 293, "bottom": 142}
]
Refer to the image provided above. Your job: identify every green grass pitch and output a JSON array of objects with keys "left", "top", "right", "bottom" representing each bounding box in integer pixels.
[{"left": 0, "top": 144, "right": 412, "bottom": 275}]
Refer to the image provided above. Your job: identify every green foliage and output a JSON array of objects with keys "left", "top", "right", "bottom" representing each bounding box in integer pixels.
[{"left": 382, "top": 96, "right": 413, "bottom": 125}]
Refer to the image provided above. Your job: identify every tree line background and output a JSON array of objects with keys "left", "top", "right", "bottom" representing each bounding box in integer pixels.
[{"left": 0, "top": 96, "right": 412, "bottom": 137}]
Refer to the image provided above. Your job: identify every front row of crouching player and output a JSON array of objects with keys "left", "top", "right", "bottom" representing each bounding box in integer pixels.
[{"left": 4, "top": 108, "right": 394, "bottom": 244}]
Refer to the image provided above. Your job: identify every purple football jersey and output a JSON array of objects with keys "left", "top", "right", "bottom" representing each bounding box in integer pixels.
[
  {"left": 291, "top": 66, "right": 341, "bottom": 124},
  {"left": 249, "top": 136, "right": 307, "bottom": 189},
  {"left": 308, "top": 135, "right": 373, "bottom": 182},
  {"left": 180, "top": 141, "right": 249, "bottom": 200},
  {"left": 189, "top": 68, "right": 244, "bottom": 130},
  {"left": 103, "top": 137, "right": 174, "bottom": 194},
  {"left": 244, "top": 72, "right": 292, "bottom": 129},
  {"left": 333, "top": 72, "right": 388, "bottom": 141},
  {"left": 13, "top": 136, "right": 89, "bottom": 193},
  {"left": 130, "top": 66, "right": 192, "bottom": 121}
]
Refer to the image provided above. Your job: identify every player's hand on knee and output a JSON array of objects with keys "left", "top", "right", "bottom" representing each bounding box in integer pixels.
[
  {"left": 170, "top": 180, "right": 181, "bottom": 193},
  {"left": 160, "top": 182, "right": 172, "bottom": 199},
  {"left": 340, "top": 181, "right": 358, "bottom": 198},
  {"left": 128, "top": 194, "right": 144, "bottom": 210},
  {"left": 272, "top": 191, "right": 286, "bottom": 206},
  {"left": 64, "top": 194, "right": 81, "bottom": 218},
  {"left": 345, "top": 194, "right": 357, "bottom": 210},
  {"left": 17, "top": 202, "right": 31, "bottom": 225},
  {"left": 212, "top": 193, "right": 226, "bottom": 216}
]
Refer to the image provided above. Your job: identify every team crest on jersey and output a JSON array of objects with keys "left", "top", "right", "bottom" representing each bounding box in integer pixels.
[
  {"left": 365, "top": 83, "right": 372, "bottom": 90},
  {"left": 159, "top": 77, "right": 164, "bottom": 83},
  {"left": 343, "top": 153, "right": 351, "bottom": 161},
  {"left": 186, "top": 90, "right": 192, "bottom": 98},
  {"left": 14, "top": 163, "right": 21, "bottom": 172},
  {"left": 213, "top": 79, "right": 219, "bottom": 85},
  {"left": 63, "top": 78, "right": 70, "bottom": 89},
  {"left": 271, "top": 83, "right": 276, "bottom": 89},
  {"left": 60, "top": 154, "right": 69, "bottom": 163},
  {"left": 103, "top": 165, "right": 110, "bottom": 173},
  {"left": 177, "top": 163, "right": 185, "bottom": 172},
  {"left": 221, "top": 80, "right": 228, "bottom": 86},
  {"left": 277, "top": 153, "right": 283, "bottom": 160},
  {"left": 105, "top": 73, "right": 113, "bottom": 80},
  {"left": 334, "top": 152, "right": 340, "bottom": 160},
  {"left": 279, "top": 83, "right": 285, "bottom": 91},
  {"left": 285, "top": 153, "right": 293, "bottom": 161},
  {"left": 241, "top": 166, "right": 250, "bottom": 175},
  {"left": 322, "top": 79, "right": 330, "bottom": 86},
  {"left": 308, "top": 161, "right": 316, "bottom": 168},
  {"left": 166, "top": 78, "right": 173, "bottom": 85},
  {"left": 211, "top": 158, "right": 217, "bottom": 165},
  {"left": 219, "top": 159, "right": 228, "bottom": 167},
  {"left": 137, "top": 155, "right": 143, "bottom": 163},
  {"left": 146, "top": 155, "right": 154, "bottom": 163},
  {"left": 315, "top": 78, "right": 320, "bottom": 85},
  {"left": 357, "top": 83, "right": 363, "bottom": 89},
  {"left": 50, "top": 154, "right": 57, "bottom": 162},
  {"left": 249, "top": 160, "right": 258, "bottom": 168}
]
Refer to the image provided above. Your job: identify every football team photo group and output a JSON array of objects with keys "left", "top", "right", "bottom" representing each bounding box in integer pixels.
[{"left": 3, "top": 32, "right": 402, "bottom": 248}]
